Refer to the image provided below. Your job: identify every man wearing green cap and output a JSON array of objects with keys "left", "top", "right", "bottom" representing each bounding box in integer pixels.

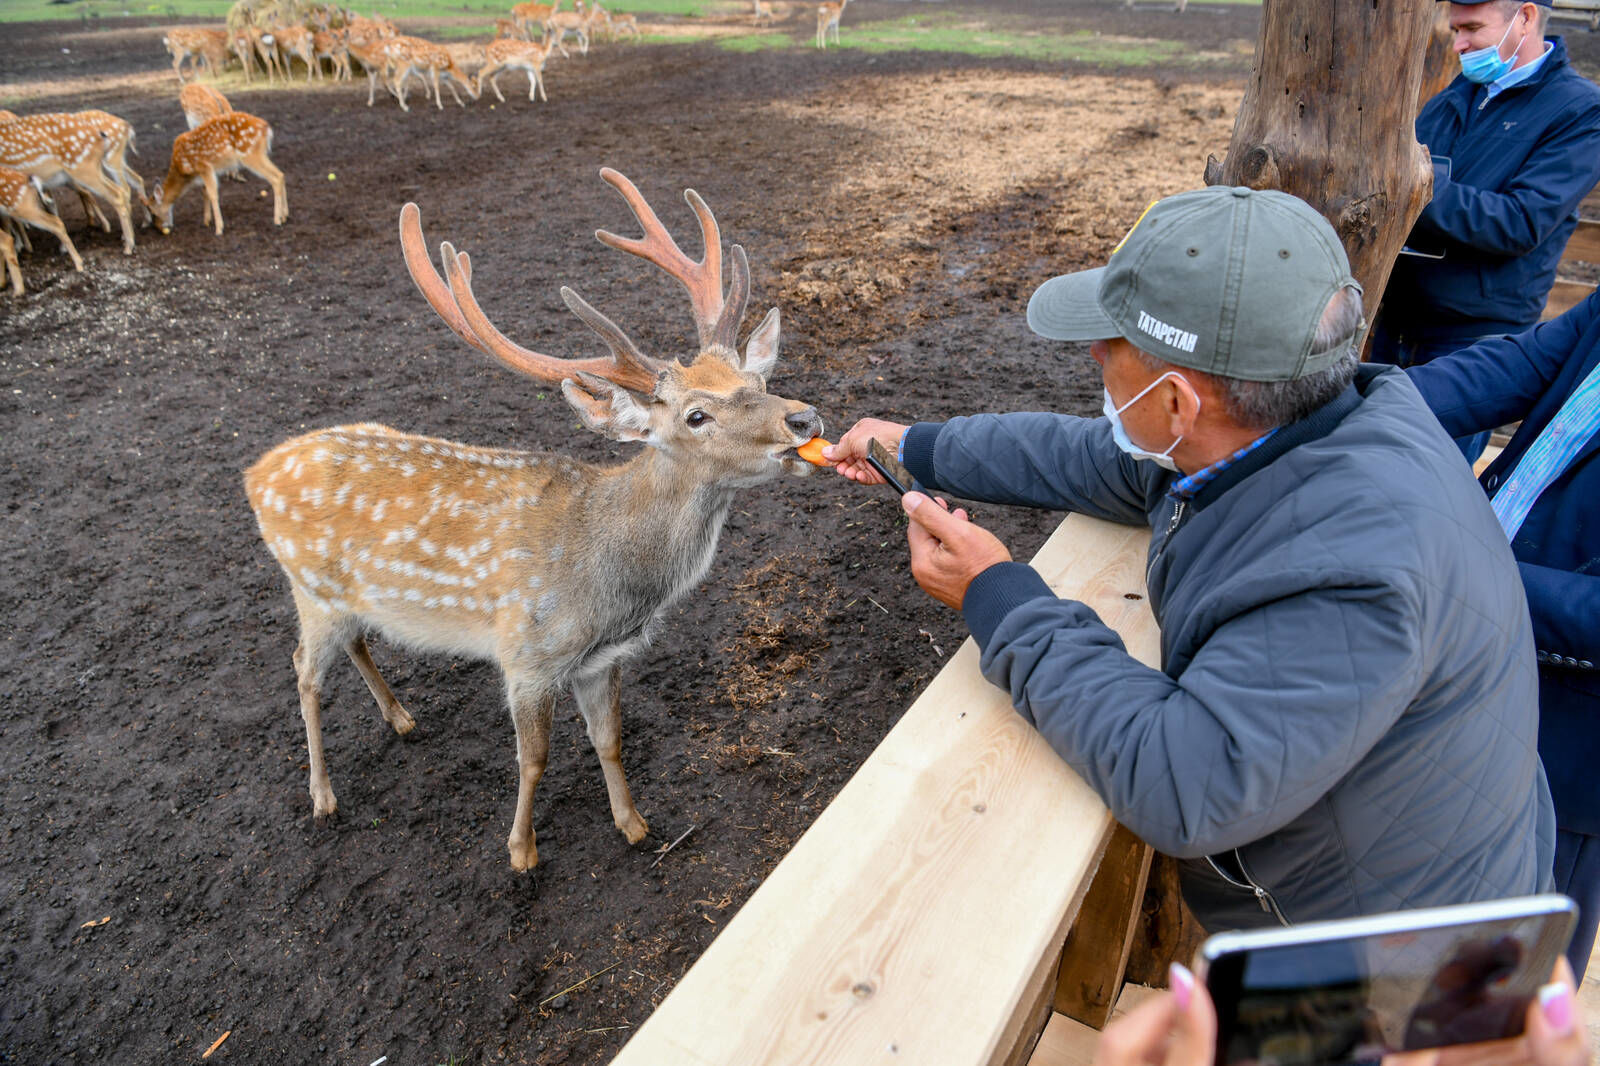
[{"left": 826, "top": 185, "right": 1554, "bottom": 931}]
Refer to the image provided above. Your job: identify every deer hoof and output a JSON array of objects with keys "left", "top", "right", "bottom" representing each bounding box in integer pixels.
[
  {"left": 508, "top": 836, "right": 540, "bottom": 872},
  {"left": 619, "top": 812, "right": 649, "bottom": 845},
  {"left": 386, "top": 704, "right": 416, "bottom": 736},
  {"left": 311, "top": 788, "right": 338, "bottom": 820}
]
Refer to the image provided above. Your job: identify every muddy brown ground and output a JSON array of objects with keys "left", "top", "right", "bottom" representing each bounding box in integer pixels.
[{"left": 8, "top": 4, "right": 1592, "bottom": 1063}]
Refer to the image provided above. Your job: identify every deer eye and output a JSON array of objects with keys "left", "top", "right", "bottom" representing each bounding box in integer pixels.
[{"left": 685, "top": 410, "right": 711, "bottom": 428}]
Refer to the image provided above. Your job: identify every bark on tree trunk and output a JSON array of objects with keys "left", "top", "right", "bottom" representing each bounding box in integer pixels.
[
  {"left": 1203, "top": 0, "right": 1438, "bottom": 311},
  {"left": 1418, "top": 4, "right": 1459, "bottom": 117}
]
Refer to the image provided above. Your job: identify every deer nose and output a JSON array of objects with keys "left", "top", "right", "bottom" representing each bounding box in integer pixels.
[{"left": 786, "top": 407, "right": 822, "bottom": 441}]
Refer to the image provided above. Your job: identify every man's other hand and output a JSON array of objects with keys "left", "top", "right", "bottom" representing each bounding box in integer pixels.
[
  {"left": 824, "top": 418, "right": 909, "bottom": 485},
  {"left": 902, "top": 491, "right": 1011, "bottom": 610}
]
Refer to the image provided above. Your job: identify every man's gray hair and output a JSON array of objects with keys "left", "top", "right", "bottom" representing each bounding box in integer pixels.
[{"left": 1132, "top": 285, "right": 1363, "bottom": 429}]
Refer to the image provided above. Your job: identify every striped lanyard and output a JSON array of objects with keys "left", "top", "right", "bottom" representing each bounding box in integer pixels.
[{"left": 1491, "top": 359, "right": 1600, "bottom": 540}]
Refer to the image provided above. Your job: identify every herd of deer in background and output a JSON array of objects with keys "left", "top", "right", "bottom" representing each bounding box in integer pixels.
[{"left": 0, "top": 0, "right": 857, "bottom": 297}]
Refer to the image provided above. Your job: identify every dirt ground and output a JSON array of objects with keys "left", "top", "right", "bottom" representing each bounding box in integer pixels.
[{"left": 3, "top": 3, "right": 1577, "bottom": 1064}]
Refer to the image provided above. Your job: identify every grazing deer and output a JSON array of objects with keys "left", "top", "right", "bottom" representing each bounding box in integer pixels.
[
  {"left": 164, "top": 27, "right": 231, "bottom": 80},
  {"left": 477, "top": 37, "right": 561, "bottom": 102},
  {"left": 0, "top": 167, "right": 83, "bottom": 293},
  {"left": 312, "top": 29, "right": 353, "bottom": 81},
  {"left": 386, "top": 37, "right": 480, "bottom": 111},
  {"left": 752, "top": 0, "right": 773, "bottom": 25},
  {"left": 347, "top": 36, "right": 402, "bottom": 106},
  {"left": 544, "top": 8, "right": 593, "bottom": 55},
  {"left": 245, "top": 169, "right": 822, "bottom": 871},
  {"left": 815, "top": 0, "right": 847, "bottom": 48},
  {"left": 511, "top": 0, "right": 557, "bottom": 36},
  {"left": 179, "top": 82, "right": 233, "bottom": 129},
  {"left": 492, "top": 17, "right": 526, "bottom": 41},
  {"left": 150, "top": 112, "right": 287, "bottom": 235},
  {"left": 250, "top": 26, "right": 284, "bottom": 82},
  {"left": 0, "top": 113, "right": 137, "bottom": 255},
  {"left": 605, "top": 10, "right": 640, "bottom": 40},
  {"left": 274, "top": 25, "right": 320, "bottom": 82}
]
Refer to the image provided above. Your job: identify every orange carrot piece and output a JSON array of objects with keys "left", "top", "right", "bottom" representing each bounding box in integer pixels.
[{"left": 796, "top": 437, "right": 832, "bottom": 466}]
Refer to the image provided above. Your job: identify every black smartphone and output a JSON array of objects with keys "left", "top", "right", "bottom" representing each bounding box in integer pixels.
[{"left": 1200, "top": 894, "right": 1577, "bottom": 1066}]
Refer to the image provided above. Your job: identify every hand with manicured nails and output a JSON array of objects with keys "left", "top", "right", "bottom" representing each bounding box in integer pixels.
[
  {"left": 1098, "top": 957, "right": 1592, "bottom": 1066},
  {"left": 901, "top": 491, "right": 1011, "bottom": 610},
  {"left": 1094, "top": 963, "right": 1217, "bottom": 1066},
  {"left": 822, "top": 418, "right": 909, "bottom": 486}
]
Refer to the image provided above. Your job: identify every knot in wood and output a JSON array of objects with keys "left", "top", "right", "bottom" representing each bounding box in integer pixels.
[
  {"left": 852, "top": 981, "right": 875, "bottom": 999},
  {"left": 1238, "top": 145, "right": 1280, "bottom": 191}
]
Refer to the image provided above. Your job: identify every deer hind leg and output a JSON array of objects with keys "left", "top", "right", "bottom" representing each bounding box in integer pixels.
[
  {"left": 23, "top": 202, "right": 84, "bottom": 271},
  {"left": 77, "top": 189, "right": 111, "bottom": 233},
  {"left": 290, "top": 588, "right": 354, "bottom": 819},
  {"left": 504, "top": 679, "right": 555, "bottom": 871},
  {"left": 571, "top": 663, "right": 649, "bottom": 845},
  {"left": 344, "top": 633, "right": 414, "bottom": 735},
  {"left": 0, "top": 229, "right": 21, "bottom": 296},
  {"left": 243, "top": 153, "right": 288, "bottom": 225}
]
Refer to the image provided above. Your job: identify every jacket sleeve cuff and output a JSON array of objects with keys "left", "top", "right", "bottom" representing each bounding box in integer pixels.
[
  {"left": 961, "top": 561, "right": 1057, "bottom": 649},
  {"left": 900, "top": 422, "right": 943, "bottom": 488}
]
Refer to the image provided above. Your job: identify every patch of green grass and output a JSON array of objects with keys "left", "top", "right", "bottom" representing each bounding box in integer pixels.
[{"left": 715, "top": 13, "right": 1212, "bottom": 66}]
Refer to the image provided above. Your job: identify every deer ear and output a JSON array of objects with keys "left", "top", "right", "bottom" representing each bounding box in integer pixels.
[
  {"left": 743, "top": 307, "right": 781, "bottom": 380},
  {"left": 562, "top": 372, "right": 655, "bottom": 443}
]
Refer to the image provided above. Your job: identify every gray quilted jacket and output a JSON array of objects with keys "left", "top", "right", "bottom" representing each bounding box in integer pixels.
[{"left": 899, "top": 365, "right": 1555, "bottom": 931}]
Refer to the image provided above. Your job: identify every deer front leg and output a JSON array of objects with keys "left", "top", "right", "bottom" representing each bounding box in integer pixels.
[
  {"left": 202, "top": 169, "right": 222, "bottom": 234},
  {"left": 291, "top": 592, "right": 347, "bottom": 819},
  {"left": 31, "top": 209, "right": 84, "bottom": 271},
  {"left": 571, "top": 663, "right": 649, "bottom": 845},
  {"left": 505, "top": 680, "right": 555, "bottom": 871},
  {"left": 431, "top": 68, "right": 444, "bottom": 109}
]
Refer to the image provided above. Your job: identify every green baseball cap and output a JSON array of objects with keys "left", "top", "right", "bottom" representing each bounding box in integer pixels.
[{"left": 1026, "top": 186, "right": 1362, "bottom": 383}]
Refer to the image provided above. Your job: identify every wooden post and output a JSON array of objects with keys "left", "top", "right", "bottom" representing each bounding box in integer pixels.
[
  {"left": 1052, "top": 823, "right": 1155, "bottom": 1029},
  {"left": 1203, "top": 0, "right": 1438, "bottom": 309}
]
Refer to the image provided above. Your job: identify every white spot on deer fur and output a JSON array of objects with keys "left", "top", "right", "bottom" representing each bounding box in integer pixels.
[
  {"left": 464, "top": 596, "right": 479, "bottom": 611},
  {"left": 419, "top": 539, "right": 438, "bottom": 556},
  {"left": 371, "top": 499, "right": 388, "bottom": 522},
  {"left": 527, "top": 574, "right": 542, "bottom": 588},
  {"left": 399, "top": 463, "right": 416, "bottom": 477},
  {"left": 300, "top": 487, "right": 325, "bottom": 507},
  {"left": 334, "top": 485, "right": 351, "bottom": 506},
  {"left": 404, "top": 589, "right": 421, "bottom": 603},
  {"left": 441, "top": 594, "right": 457, "bottom": 607},
  {"left": 273, "top": 496, "right": 286, "bottom": 514},
  {"left": 548, "top": 545, "right": 565, "bottom": 562},
  {"left": 535, "top": 591, "right": 559, "bottom": 621}
]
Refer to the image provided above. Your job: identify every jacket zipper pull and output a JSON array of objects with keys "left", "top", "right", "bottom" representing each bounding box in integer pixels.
[
  {"left": 1166, "top": 500, "right": 1187, "bottom": 536},
  {"left": 1254, "top": 887, "right": 1273, "bottom": 914}
]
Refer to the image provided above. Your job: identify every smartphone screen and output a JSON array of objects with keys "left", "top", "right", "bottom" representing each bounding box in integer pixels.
[{"left": 1207, "top": 905, "right": 1574, "bottom": 1066}]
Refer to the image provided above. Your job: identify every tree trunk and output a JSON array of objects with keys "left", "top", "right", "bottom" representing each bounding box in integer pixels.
[
  {"left": 1418, "top": 4, "right": 1459, "bottom": 117},
  {"left": 1203, "top": 0, "right": 1437, "bottom": 310}
]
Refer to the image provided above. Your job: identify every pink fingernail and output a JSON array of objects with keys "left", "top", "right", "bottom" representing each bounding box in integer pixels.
[
  {"left": 1539, "top": 982, "right": 1573, "bottom": 1035},
  {"left": 1170, "top": 962, "right": 1194, "bottom": 1011}
]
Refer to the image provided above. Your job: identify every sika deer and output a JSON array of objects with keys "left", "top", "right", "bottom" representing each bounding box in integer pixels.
[
  {"left": 150, "top": 112, "right": 287, "bottom": 235},
  {"left": 0, "top": 113, "right": 137, "bottom": 254},
  {"left": 477, "top": 37, "right": 561, "bottom": 102},
  {"left": 179, "top": 82, "right": 233, "bottom": 130},
  {"left": 0, "top": 166, "right": 84, "bottom": 290},
  {"left": 245, "top": 169, "right": 822, "bottom": 870}
]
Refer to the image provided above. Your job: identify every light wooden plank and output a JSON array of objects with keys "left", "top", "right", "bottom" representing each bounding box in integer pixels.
[
  {"left": 1542, "top": 278, "right": 1595, "bottom": 321},
  {"left": 610, "top": 513, "right": 1159, "bottom": 1066},
  {"left": 1028, "top": 986, "right": 1165, "bottom": 1066},
  {"left": 1561, "top": 218, "right": 1600, "bottom": 265}
]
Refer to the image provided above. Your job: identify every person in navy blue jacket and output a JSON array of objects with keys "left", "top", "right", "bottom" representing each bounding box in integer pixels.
[
  {"left": 1373, "top": 1, "right": 1600, "bottom": 378},
  {"left": 1409, "top": 289, "right": 1600, "bottom": 980}
]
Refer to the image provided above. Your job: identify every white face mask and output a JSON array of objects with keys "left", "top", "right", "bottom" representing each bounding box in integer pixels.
[{"left": 1102, "top": 371, "right": 1198, "bottom": 472}]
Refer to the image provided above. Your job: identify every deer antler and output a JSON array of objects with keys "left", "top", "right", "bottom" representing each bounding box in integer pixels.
[
  {"left": 594, "top": 167, "right": 752, "bottom": 356},
  {"left": 399, "top": 201, "right": 664, "bottom": 393}
]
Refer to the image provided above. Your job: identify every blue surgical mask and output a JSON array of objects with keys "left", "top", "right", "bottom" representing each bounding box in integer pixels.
[
  {"left": 1459, "top": 13, "right": 1526, "bottom": 85},
  {"left": 1102, "top": 371, "right": 1198, "bottom": 472}
]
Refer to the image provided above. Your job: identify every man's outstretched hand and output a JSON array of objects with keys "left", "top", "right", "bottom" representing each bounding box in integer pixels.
[
  {"left": 823, "top": 418, "right": 909, "bottom": 486},
  {"left": 903, "top": 491, "right": 1012, "bottom": 610}
]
